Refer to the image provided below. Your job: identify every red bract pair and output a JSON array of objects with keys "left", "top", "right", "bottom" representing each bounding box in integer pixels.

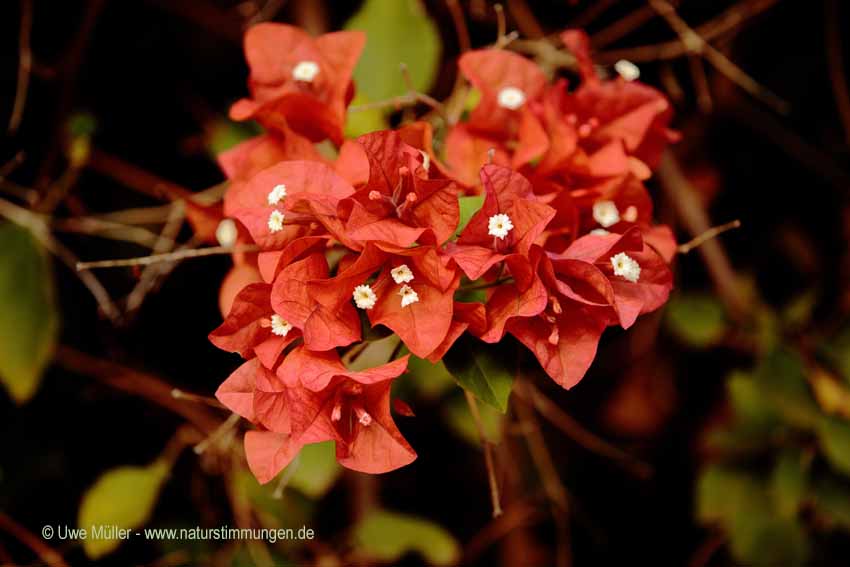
[{"left": 209, "top": 23, "right": 677, "bottom": 482}]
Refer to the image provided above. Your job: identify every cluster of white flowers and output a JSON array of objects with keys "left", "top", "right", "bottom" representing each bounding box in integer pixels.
[{"left": 353, "top": 263, "right": 421, "bottom": 311}]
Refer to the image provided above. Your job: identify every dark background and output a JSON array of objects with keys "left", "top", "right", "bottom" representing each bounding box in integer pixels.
[{"left": 2, "top": 1, "right": 849, "bottom": 565}]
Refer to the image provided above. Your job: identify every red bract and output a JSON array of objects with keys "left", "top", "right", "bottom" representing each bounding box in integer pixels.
[
  {"left": 230, "top": 24, "right": 365, "bottom": 145},
  {"left": 449, "top": 164, "right": 555, "bottom": 281},
  {"left": 228, "top": 347, "right": 415, "bottom": 482},
  {"left": 340, "top": 130, "right": 460, "bottom": 247}
]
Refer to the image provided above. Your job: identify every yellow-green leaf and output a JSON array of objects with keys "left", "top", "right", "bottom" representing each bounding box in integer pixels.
[
  {"left": 352, "top": 510, "right": 459, "bottom": 566},
  {"left": 0, "top": 223, "right": 58, "bottom": 403},
  {"left": 665, "top": 292, "right": 726, "bottom": 347},
  {"left": 78, "top": 461, "right": 169, "bottom": 558},
  {"left": 345, "top": 0, "right": 440, "bottom": 103},
  {"left": 444, "top": 392, "right": 503, "bottom": 445},
  {"left": 443, "top": 335, "right": 515, "bottom": 412}
]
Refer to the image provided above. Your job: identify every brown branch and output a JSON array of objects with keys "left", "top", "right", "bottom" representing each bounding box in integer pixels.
[
  {"left": 55, "top": 345, "right": 222, "bottom": 434},
  {"left": 515, "top": 380, "right": 652, "bottom": 479},
  {"left": 597, "top": 0, "right": 779, "bottom": 62},
  {"left": 0, "top": 512, "right": 69, "bottom": 567},
  {"left": 657, "top": 151, "right": 749, "bottom": 319},
  {"left": 507, "top": 0, "right": 544, "bottom": 39},
  {"left": 462, "top": 502, "right": 542, "bottom": 565},
  {"left": 825, "top": 0, "right": 850, "bottom": 145},
  {"left": 76, "top": 244, "right": 256, "bottom": 270},
  {"left": 592, "top": 6, "right": 660, "bottom": 49},
  {"left": 465, "top": 391, "right": 503, "bottom": 517},
  {"left": 569, "top": 0, "right": 618, "bottom": 30},
  {"left": 8, "top": 0, "right": 32, "bottom": 134},
  {"left": 647, "top": 0, "right": 789, "bottom": 114},
  {"left": 88, "top": 148, "right": 199, "bottom": 203},
  {"left": 446, "top": 0, "right": 471, "bottom": 53}
]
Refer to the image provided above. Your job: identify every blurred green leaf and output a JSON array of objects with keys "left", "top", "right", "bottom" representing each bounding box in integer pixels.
[
  {"left": 443, "top": 335, "right": 515, "bottom": 412},
  {"left": 770, "top": 450, "right": 808, "bottom": 518},
  {"left": 345, "top": 0, "right": 440, "bottom": 103},
  {"left": 665, "top": 292, "right": 727, "bottom": 347},
  {"left": 444, "top": 392, "right": 503, "bottom": 445},
  {"left": 287, "top": 441, "right": 342, "bottom": 499},
  {"left": 346, "top": 335, "right": 400, "bottom": 372},
  {"left": 817, "top": 417, "right": 850, "bottom": 476},
  {"left": 78, "top": 461, "right": 169, "bottom": 558},
  {"left": 0, "top": 223, "right": 58, "bottom": 404},
  {"left": 351, "top": 510, "right": 459, "bottom": 566},
  {"left": 697, "top": 465, "right": 809, "bottom": 566},
  {"left": 752, "top": 349, "right": 820, "bottom": 430}
]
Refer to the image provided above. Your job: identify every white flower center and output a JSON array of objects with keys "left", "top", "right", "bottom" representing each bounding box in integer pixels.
[
  {"left": 590, "top": 228, "right": 610, "bottom": 236},
  {"left": 270, "top": 314, "right": 293, "bottom": 337},
  {"left": 488, "top": 213, "right": 514, "bottom": 240},
  {"left": 592, "top": 200, "right": 620, "bottom": 228},
  {"left": 292, "top": 60, "right": 320, "bottom": 82},
  {"left": 215, "top": 218, "right": 238, "bottom": 247},
  {"left": 267, "top": 210, "right": 285, "bottom": 233},
  {"left": 622, "top": 205, "right": 638, "bottom": 222},
  {"left": 497, "top": 87, "right": 526, "bottom": 110},
  {"left": 398, "top": 284, "right": 419, "bottom": 308},
  {"left": 267, "top": 184, "right": 287, "bottom": 206},
  {"left": 353, "top": 284, "right": 377, "bottom": 310},
  {"left": 611, "top": 252, "right": 641, "bottom": 283},
  {"left": 614, "top": 59, "right": 641, "bottom": 82},
  {"left": 419, "top": 150, "right": 431, "bottom": 173},
  {"left": 390, "top": 264, "right": 414, "bottom": 284}
]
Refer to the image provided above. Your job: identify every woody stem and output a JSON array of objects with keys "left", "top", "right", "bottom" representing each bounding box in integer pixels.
[{"left": 465, "top": 390, "right": 503, "bottom": 518}]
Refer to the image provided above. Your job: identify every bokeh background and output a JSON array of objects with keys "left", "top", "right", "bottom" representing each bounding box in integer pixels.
[{"left": 3, "top": 0, "right": 850, "bottom": 565}]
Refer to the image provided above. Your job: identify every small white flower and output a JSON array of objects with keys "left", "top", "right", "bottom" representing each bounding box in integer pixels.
[
  {"left": 353, "top": 284, "right": 377, "bottom": 310},
  {"left": 270, "top": 314, "right": 293, "bottom": 337},
  {"left": 488, "top": 213, "right": 514, "bottom": 240},
  {"left": 398, "top": 284, "right": 419, "bottom": 307},
  {"left": 622, "top": 205, "right": 638, "bottom": 222},
  {"left": 614, "top": 59, "right": 641, "bottom": 82},
  {"left": 590, "top": 228, "right": 610, "bottom": 236},
  {"left": 292, "top": 60, "right": 320, "bottom": 82},
  {"left": 267, "top": 210, "right": 285, "bottom": 233},
  {"left": 611, "top": 252, "right": 641, "bottom": 283},
  {"left": 592, "top": 200, "right": 620, "bottom": 228},
  {"left": 215, "top": 218, "right": 238, "bottom": 247},
  {"left": 390, "top": 264, "right": 414, "bottom": 284},
  {"left": 497, "top": 87, "right": 526, "bottom": 110},
  {"left": 267, "top": 183, "right": 287, "bottom": 206}
]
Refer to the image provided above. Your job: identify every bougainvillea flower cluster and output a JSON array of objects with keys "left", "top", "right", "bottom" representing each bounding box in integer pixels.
[{"left": 210, "top": 23, "right": 677, "bottom": 483}]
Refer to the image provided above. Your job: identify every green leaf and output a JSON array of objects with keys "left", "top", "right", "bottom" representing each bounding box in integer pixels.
[
  {"left": 444, "top": 392, "right": 503, "bottom": 445},
  {"left": 821, "top": 322, "right": 850, "bottom": 386},
  {"left": 664, "top": 292, "right": 726, "bottom": 347},
  {"left": 752, "top": 349, "right": 820, "bottom": 430},
  {"left": 817, "top": 417, "right": 850, "bottom": 476},
  {"left": 351, "top": 510, "right": 459, "bottom": 566},
  {"left": 443, "top": 335, "right": 515, "bottom": 412},
  {"left": 0, "top": 223, "right": 58, "bottom": 403},
  {"left": 696, "top": 465, "right": 768, "bottom": 524},
  {"left": 206, "top": 119, "right": 261, "bottom": 157},
  {"left": 729, "top": 514, "right": 809, "bottom": 567},
  {"left": 455, "top": 195, "right": 484, "bottom": 238},
  {"left": 287, "top": 441, "right": 342, "bottom": 499},
  {"left": 78, "top": 461, "right": 169, "bottom": 558},
  {"left": 231, "top": 468, "right": 313, "bottom": 530},
  {"left": 344, "top": 0, "right": 440, "bottom": 103},
  {"left": 770, "top": 450, "right": 808, "bottom": 518}
]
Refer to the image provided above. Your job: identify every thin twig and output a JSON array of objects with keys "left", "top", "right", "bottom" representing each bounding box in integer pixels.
[
  {"left": 507, "top": 0, "right": 544, "bottom": 39},
  {"left": 172, "top": 387, "right": 226, "bottom": 409},
  {"left": 55, "top": 345, "right": 223, "bottom": 434},
  {"left": 194, "top": 412, "right": 240, "bottom": 455},
  {"left": 677, "top": 219, "right": 741, "bottom": 254},
  {"left": 494, "top": 4, "right": 507, "bottom": 45},
  {"left": 465, "top": 391, "right": 503, "bottom": 518},
  {"left": 0, "top": 152, "right": 25, "bottom": 179},
  {"left": 0, "top": 512, "right": 70, "bottom": 567},
  {"left": 592, "top": 5, "right": 659, "bottom": 49},
  {"left": 647, "top": 0, "right": 789, "bottom": 113},
  {"left": 689, "top": 55, "right": 713, "bottom": 113},
  {"left": 658, "top": 151, "right": 749, "bottom": 319},
  {"left": 515, "top": 380, "right": 652, "bottom": 479},
  {"left": 8, "top": 0, "right": 33, "bottom": 134},
  {"left": 825, "top": 0, "right": 850, "bottom": 146},
  {"left": 76, "top": 244, "right": 257, "bottom": 270}
]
